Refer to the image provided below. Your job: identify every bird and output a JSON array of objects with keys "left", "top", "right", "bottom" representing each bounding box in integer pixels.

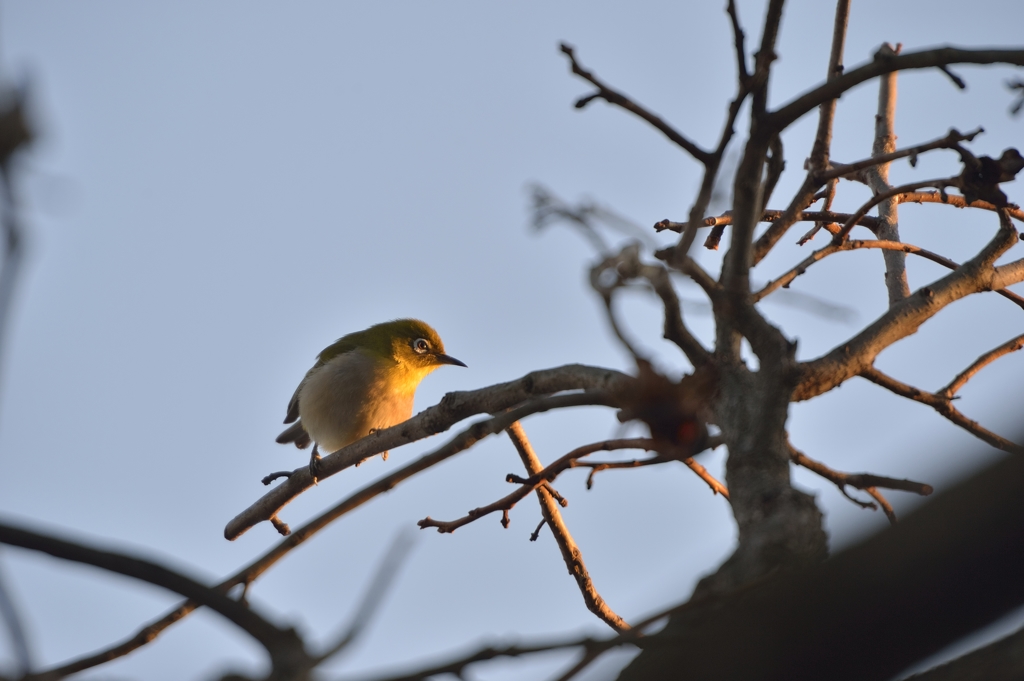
[{"left": 276, "top": 319, "right": 465, "bottom": 480}]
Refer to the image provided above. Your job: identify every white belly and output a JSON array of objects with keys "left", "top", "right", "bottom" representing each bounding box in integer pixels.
[{"left": 298, "top": 350, "right": 415, "bottom": 454}]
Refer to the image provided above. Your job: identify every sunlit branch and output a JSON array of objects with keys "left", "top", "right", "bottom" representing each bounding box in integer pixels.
[
  {"left": 795, "top": 214, "right": 1023, "bottom": 401},
  {"left": 789, "top": 443, "right": 931, "bottom": 524},
  {"left": 939, "top": 332, "right": 1024, "bottom": 399},
  {"left": 859, "top": 366, "right": 1023, "bottom": 454},
  {"left": 506, "top": 423, "right": 632, "bottom": 632},
  {"left": 225, "top": 364, "right": 630, "bottom": 540},
  {"left": 834, "top": 177, "right": 958, "bottom": 242},
  {"left": 900, "top": 191, "right": 1024, "bottom": 221},
  {"left": 420, "top": 438, "right": 656, "bottom": 534}
]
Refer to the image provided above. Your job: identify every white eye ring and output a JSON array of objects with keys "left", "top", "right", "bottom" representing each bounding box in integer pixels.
[{"left": 413, "top": 338, "right": 430, "bottom": 354}]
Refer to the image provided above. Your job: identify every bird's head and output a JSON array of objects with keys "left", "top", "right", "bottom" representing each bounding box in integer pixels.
[{"left": 358, "top": 319, "right": 466, "bottom": 375}]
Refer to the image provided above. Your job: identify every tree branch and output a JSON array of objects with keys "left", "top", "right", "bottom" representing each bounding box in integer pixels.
[
  {"left": 419, "top": 438, "right": 657, "bottom": 533},
  {"left": 859, "top": 366, "right": 1023, "bottom": 454},
  {"left": 768, "top": 47, "right": 1024, "bottom": 133},
  {"left": 900, "top": 191, "right": 1024, "bottom": 220},
  {"left": 591, "top": 245, "right": 711, "bottom": 367},
  {"left": 864, "top": 43, "right": 911, "bottom": 305},
  {"left": 821, "top": 127, "right": 984, "bottom": 182},
  {"left": 939, "top": 332, "right": 1024, "bottom": 398},
  {"left": 725, "top": 0, "right": 749, "bottom": 84},
  {"left": 225, "top": 365, "right": 630, "bottom": 540},
  {"left": 0, "top": 521, "right": 311, "bottom": 679},
  {"left": 809, "top": 0, "right": 850, "bottom": 172},
  {"left": 38, "top": 396, "right": 620, "bottom": 678},
  {"left": 657, "top": 209, "right": 882, "bottom": 235},
  {"left": 747, "top": 0, "right": 850, "bottom": 264},
  {"left": 834, "top": 177, "right": 959, "bottom": 242},
  {"left": 505, "top": 423, "right": 631, "bottom": 632},
  {"left": 559, "top": 43, "right": 711, "bottom": 164},
  {"left": 795, "top": 212, "right": 1023, "bottom": 401},
  {"left": 789, "top": 443, "right": 932, "bottom": 524}
]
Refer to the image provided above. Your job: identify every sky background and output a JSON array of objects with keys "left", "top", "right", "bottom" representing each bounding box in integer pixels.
[{"left": 0, "top": 1, "right": 1022, "bottom": 680}]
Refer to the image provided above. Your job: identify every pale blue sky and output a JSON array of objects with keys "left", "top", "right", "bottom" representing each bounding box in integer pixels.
[{"left": 0, "top": 1, "right": 1022, "bottom": 679}]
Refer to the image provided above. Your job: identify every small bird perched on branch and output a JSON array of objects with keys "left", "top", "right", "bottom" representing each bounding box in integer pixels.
[{"left": 276, "top": 319, "right": 466, "bottom": 480}]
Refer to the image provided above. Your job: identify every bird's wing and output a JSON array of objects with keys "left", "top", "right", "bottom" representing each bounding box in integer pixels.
[{"left": 283, "top": 335, "right": 362, "bottom": 424}]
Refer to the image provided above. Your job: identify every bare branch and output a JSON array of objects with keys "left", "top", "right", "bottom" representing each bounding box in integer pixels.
[
  {"left": 758, "top": 236, "right": 1024, "bottom": 309},
  {"left": 559, "top": 43, "right": 711, "bottom": 164},
  {"left": 859, "top": 366, "right": 1023, "bottom": 454},
  {"left": 506, "top": 422, "right": 631, "bottom": 632},
  {"left": 420, "top": 438, "right": 658, "bottom": 533},
  {"left": 939, "top": 332, "right": 1024, "bottom": 398},
  {"left": 725, "top": 0, "right": 749, "bottom": 83},
  {"left": 582, "top": 456, "right": 668, "bottom": 488},
  {"left": 822, "top": 127, "right": 984, "bottom": 182},
  {"left": 834, "top": 177, "right": 958, "bottom": 242},
  {"left": 349, "top": 635, "right": 613, "bottom": 681},
  {"left": 656, "top": 209, "right": 882, "bottom": 236},
  {"left": 768, "top": 47, "right": 1024, "bottom": 133},
  {"left": 900, "top": 190, "right": 1024, "bottom": 221},
  {"left": 0, "top": 521, "right": 311, "bottom": 676},
  {"left": 748, "top": 0, "right": 850, "bottom": 265},
  {"left": 756, "top": 239, "right": 989, "bottom": 301},
  {"left": 225, "top": 364, "right": 630, "bottom": 540},
  {"left": 866, "top": 487, "right": 898, "bottom": 525},
  {"left": 795, "top": 213, "right": 1023, "bottom": 401},
  {"left": 809, "top": 0, "right": 851, "bottom": 172},
  {"left": 680, "top": 456, "right": 730, "bottom": 499},
  {"left": 789, "top": 444, "right": 932, "bottom": 514},
  {"left": 592, "top": 245, "right": 711, "bottom": 367},
  {"left": 862, "top": 43, "right": 912, "bottom": 305},
  {"left": 937, "top": 64, "right": 968, "bottom": 89}
]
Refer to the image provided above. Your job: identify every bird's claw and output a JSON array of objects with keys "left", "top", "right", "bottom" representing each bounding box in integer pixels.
[{"left": 309, "top": 445, "right": 322, "bottom": 484}]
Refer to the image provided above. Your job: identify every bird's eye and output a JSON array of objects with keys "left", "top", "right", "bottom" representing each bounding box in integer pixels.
[{"left": 413, "top": 338, "right": 430, "bottom": 354}]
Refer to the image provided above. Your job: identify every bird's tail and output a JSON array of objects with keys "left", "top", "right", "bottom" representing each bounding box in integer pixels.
[{"left": 276, "top": 421, "right": 311, "bottom": 449}]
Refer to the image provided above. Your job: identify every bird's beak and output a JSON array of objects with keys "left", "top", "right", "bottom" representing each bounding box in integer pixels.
[{"left": 435, "top": 353, "right": 467, "bottom": 367}]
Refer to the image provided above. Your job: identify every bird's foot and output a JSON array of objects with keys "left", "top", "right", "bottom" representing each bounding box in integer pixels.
[
  {"left": 308, "top": 445, "right": 322, "bottom": 484},
  {"left": 367, "top": 429, "right": 389, "bottom": 461}
]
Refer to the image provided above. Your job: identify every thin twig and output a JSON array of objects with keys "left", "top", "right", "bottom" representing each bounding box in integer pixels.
[
  {"left": 859, "top": 366, "right": 1024, "bottom": 454},
  {"left": 899, "top": 191, "right": 1024, "bottom": 221},
  {"left": 506, "top": 422, "right": 631, "bottom": 632},
  {"left": 939, "top": 332, "right": 1024, "bottom": 398},
  {"left": 789, "top": 444, "right": 932, "bottom": 521},
  {"left": 419, "top": 436, "right": 730, "bottom": 535},
  {"left": 834, "top": 177, "right": 958, "bottom": 242},
  {"left": 821, "top": 127, "right": 984, "bottom": 182},
  {"left": 767, "top": 47, "right": 1024, "bottom": 133},
  {"left": 591, "top": 245, "right": 711, "bottom": 367},
  {"left": 0, "top": 521, "right": 311, "bottom": 677},
  {"left": 559, "top": 43, "right": 711, "bottom": 164},
  {"left": 864, "top": 43, "right": 910, "bottom": 305},
  {"left": 656, "top": 209, "right": 882, "bottom": 234},
  {"left": 749, "top": 0, "right": 850, "bottom": 265},
  {"left": 752, "top": 239, "right": 1021, "bottom": 305},
  {"left": 866, "top": 487, "right": 898, "bottom": 525},
  {"left": 796, "top": 210, "right": 1024, "bottom": 401},
  {"left": 725, "top": 0, "right": 749, "bottom": 83}
]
